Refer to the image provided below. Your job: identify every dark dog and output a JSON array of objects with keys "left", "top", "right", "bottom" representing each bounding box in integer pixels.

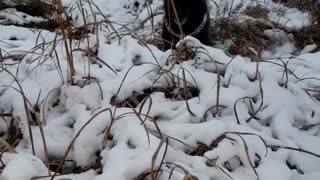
[{"left": 162, "top": 0, "right": 211, "bottom": 50}]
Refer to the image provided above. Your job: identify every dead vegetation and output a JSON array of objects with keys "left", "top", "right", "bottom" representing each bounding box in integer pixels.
[
  {"left": 111, "top": 86, "right": 200, "bottom": 108},
  {"left": 0, "top": 116, "right": 21, "bottom": 153},
  {"left": 0, "top": 0, "right": 67, "bottom": 31},
  {"left": 210, "top": 3, "right": 277, "bottom": 60},
  {"left": 0, "top": 0, "right": 54, "bottom": 17},
  {"left": 212, "top": 1, "right": 320, "bottom": 58},
  {"left": 244, "top": 5, "right": 269, "bottom": 19},
  {"left": 212, "top": 18, "right": 272, "bottom": 60},
  {"left": 281, "top": 0, "right": 320, "bottom": 50}
]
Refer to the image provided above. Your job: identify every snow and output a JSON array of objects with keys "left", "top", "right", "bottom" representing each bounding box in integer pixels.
[
  {"left": 268, "top": 3, "right": 312, "bottom": 30},
  {"left": 0, "top": 0, "right": 320, "bottom": 180},
  {"left": 1, "top": 153, "right": 48, "bottom": 180},
  {"left": 0, "top": 8, "right": 45, "bottom": 25}
]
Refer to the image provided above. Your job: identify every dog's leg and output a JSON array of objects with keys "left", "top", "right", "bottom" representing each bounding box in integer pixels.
[{"left": 162, "top": 23, "right": 175, "bottom": 50}]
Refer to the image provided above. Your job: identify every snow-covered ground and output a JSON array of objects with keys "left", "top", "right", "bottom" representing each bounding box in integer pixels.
[{"left": 0, "top": 0, "right": 320, "bottom": 179}]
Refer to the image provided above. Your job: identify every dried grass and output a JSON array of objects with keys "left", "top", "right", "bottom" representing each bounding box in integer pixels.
[{"left": 212, "top": 18, "right": 272, "bottom": 60}]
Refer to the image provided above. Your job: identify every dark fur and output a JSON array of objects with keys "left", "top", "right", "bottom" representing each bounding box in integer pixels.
[{"left": 162, "top": 0, "right": 211, "bottom": 50}]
